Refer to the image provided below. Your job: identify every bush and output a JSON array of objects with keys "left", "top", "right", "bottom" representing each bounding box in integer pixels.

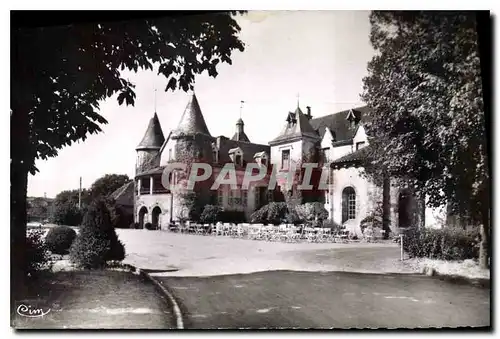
[
  {"left": 45, "top": 226, "right": 77, "bottom": 255},
  {"left": 322, "top": 219, "right": 342, "bottom": 232},
  {"left": 250, "top": 202, "right": 288, "bottom": 225},
  {"left": 295, "top": 202, "right": 328, "bottom": 225},
  {"left": 145, "top": 222, "right": 155, "bottom": 230},
  {"left": 69, "top": 200, "right": 126, "bottom": 269},
  {"left": 200, "top": 205, "right": 222, "bottom": 224},
  {"left": 26, "top": 230, "right": 54, "bottom": 277},
  {"left": 403, "top": 227, "right": 479, "bottom": 261},
  {"left": 218, "top": 210, "right": 246, "bottom": 224},
  {"left": 109, "top": 204, "right": 134, "bottom": 229}
]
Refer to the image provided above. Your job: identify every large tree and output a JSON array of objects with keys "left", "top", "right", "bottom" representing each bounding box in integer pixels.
[
  {"left": 90, "top": 174, "right": 131, "bottom": 200},
  {"left": 361, "top": 11, "right": 489, "bottom": 267},
  {"left": 11, "top": 11, "right": 245, "bottom": 295}
]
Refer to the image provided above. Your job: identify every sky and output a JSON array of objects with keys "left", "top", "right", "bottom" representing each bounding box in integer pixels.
[{"left": 27, "top": 10, "right": 375, "bottom": 198}]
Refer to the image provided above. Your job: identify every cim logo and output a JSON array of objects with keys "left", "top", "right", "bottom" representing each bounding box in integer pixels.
[{"left": 16, "top": 303, "right": 51, "bottom": 318}]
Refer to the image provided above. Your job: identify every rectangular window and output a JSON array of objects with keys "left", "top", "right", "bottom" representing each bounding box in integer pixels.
[
  {"left": 255, "top": 187, "right": 260, "bottom": 209},
  {"left": 242, "top": 190, "right": 248, "bottom": 207},
  {"left": 235, "top": 154, "right": 242, "bottom": 166},
  {"left": 325, "top": 190, "right": 329, "bottom": 204},
  {"left": 356, "top": 141, "right": 366, "bottom": 150},
  {"left": 217, "top": 188, "right": 224, "bottom": 206},
  {"left": 281, "top": 150, "right": 290, "bottom": 170},
  {"left": 348, "top": 193, "right": 356, "bottom": 219}
]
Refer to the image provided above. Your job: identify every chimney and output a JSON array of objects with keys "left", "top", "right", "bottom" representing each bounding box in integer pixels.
[{"left": 306, "top": 106, "right": 312, "bottom": 120}]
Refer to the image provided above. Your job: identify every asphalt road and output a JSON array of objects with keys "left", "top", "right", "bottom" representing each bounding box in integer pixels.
[{"left": 157, "top": 270, "right": 490, "bottom": 329}]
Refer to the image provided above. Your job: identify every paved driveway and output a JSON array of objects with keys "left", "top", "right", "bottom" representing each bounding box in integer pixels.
[
  {"left": 117, "top": 230, "right": 414, "bottom": 277},
  {"left": 157, "top": 270, "right": 490, "bottom": 329}
]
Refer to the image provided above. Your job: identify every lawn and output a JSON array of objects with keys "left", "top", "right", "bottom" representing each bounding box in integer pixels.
[{"left": 12, "top": 270, "right": 175, "bottom": 329}]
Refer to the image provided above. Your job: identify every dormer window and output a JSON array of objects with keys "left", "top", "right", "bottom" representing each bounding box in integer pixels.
[
  {"left": 235, "top": 154, "right": 242, "bottom": 166},
  {"left": 212, "top": 143, "right": 219, "bottom": 163},
  {"left": 346, "top": 109, "right": 361, "bottom": 127},
  {"left": 229, "top": 147, "right": 243, "bottom": 166},
  {"left": 356, "top": 141, "right": 366, "bottom": 150},
  {"left": 253, "top": 151, "right": 268, "bottom": 168}
]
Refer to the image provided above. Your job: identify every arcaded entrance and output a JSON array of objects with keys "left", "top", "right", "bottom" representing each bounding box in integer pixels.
[{"left": 138, "top": 206, "right": 148, "bottom": 229}]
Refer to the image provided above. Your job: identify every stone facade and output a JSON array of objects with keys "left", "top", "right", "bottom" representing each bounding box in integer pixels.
[{"left": 133, "top": 94, "right": 446, "bottom": 233}]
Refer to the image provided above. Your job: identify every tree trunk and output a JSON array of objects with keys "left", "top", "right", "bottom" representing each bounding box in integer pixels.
[
  {"left": 10, "top": 107, "right": 30, "bottom": 304},
  {"left": 382, "top": 174, "right": 391, "bottom": 239},
  {"left": 416, "top": 194, "right": 426, "bottom": 229},
  {"left": 11, "top": 28, "right": 31, "bottom": 304},
  {"left": 479, "top": 207, "right": 490, "bottom": 269}
]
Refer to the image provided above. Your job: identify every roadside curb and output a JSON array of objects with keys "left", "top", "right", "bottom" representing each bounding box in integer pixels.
[
  {"left": 126, "top": 264, "right": 184, "bottom": 329},
  {"left": 420, "top": 265, "right": 490, "bottom": 288}
]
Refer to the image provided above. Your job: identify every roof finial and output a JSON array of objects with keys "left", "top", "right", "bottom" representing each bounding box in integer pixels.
[
  {"left": 296, "top": 92, "right": 300, "bottom": 108},
  {"left": 239, "top": 100, "right": 245, "bottom": 119},
  {"left": 154, "top": 88, "right": 157, "bottom": 113}
]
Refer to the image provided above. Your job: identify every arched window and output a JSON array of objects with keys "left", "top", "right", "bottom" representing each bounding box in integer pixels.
[{"left": 341, "top": 187, "right": 356, "bottom": 223}]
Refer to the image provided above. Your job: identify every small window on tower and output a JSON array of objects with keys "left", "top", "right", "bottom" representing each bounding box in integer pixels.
[
  {"left": 282, "top": 150, "right": 290, "bottom": 170},
  {"left": 261, "top": 157, "right": 267, "bottom": 167}
]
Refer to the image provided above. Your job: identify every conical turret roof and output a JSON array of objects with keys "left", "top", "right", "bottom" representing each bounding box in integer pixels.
[
  {"left": 136, "top": 112, "right": 165, "bottom": 150},
  {"left": 173, "top": 93, "right": 211, "bottom": 137}
]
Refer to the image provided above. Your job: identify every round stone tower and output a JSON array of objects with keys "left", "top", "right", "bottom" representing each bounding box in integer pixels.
[{"left": 136, "top": 112, "right": 165, "bottom": 175}]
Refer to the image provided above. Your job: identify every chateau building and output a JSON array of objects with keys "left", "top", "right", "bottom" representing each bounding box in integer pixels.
[{"left": 133, "top": 93, "right": 446, "bottom": 235}]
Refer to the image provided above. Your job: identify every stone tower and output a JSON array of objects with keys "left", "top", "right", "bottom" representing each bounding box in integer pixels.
[
  {"left": 136, "top": 112, "right": 165, "bottom": 175},
  {"left": 171, "top": 93, "right": 215, "bottom": 219}
]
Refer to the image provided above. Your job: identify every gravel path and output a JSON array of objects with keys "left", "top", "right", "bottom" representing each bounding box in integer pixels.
[{"left": 117, "top": 230, "right": 413, "bottom": 277}]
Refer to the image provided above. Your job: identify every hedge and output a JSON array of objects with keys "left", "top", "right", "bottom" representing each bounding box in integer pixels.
[{"left": 403, "top": 227, "right": 480, "bottom": 261}]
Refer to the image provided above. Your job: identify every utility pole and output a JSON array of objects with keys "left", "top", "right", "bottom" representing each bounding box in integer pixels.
[{"left": 78, "top": 176, "right": 82, "bottom": 210}]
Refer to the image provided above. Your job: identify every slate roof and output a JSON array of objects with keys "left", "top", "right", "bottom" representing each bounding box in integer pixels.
[
  {"left": 136, "top": 113, "right": 166, "bottom": 150},
  {"left": 173, "top": 93, "right": 211, "bottom": 137},
  {"left": 215, "top": 136, "right": 270, "bottom": 166},
  {"left": 309, "top": 106, "right": 369, "bottom": 142},
  {"left": 330, "top": 145, "right": 371, "bottom": 167},
  {"left": 270, "top": 106, "right": 320, "bottom": 145},
  {"left": 109, "top": 181, "right": 135, "bottom": 207}
]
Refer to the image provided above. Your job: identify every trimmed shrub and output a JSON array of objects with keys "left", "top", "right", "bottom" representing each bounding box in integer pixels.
[
  {"left": 200, "top": 205, "right": 222, "bottom": 225},
  {"left": 26, "top": 230, "right": 54, "bottom": 277},
  {"left": 403, "top": 227, "right": 479, "bottom": 261},
  {"left": 323, "top": 219, "right": 342, "bottom": 232},
  {"left": 45, "top": 226, "right": 77, "bottom": 255},
  {"left": 295, "top": 202, "right": 328, "bottom": 225},
  {"left": 145, "top": 222, "right": 155, "bottom": 230},
  {"left": 250, "top": 202, "right": 288, "bottom": 225},
  {"left": 69, "top": 200, "right": 126, "bottom": 269},
  {"left": 218, "top": 210, "right": 246, "bottom": 224}
]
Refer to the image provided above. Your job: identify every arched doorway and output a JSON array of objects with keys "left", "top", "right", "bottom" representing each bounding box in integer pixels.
[
  {"left": 341, "top": 186, "right": 356, "bottom": 224},
  {"left": 152, "top": 206, "right": 162, "bottom": 230},
  {"left": 398, "top": 190, "right": 415, "bottom": 228},
  {"left": 138, "top": 206, "right": 148, "bottom": 229}
]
